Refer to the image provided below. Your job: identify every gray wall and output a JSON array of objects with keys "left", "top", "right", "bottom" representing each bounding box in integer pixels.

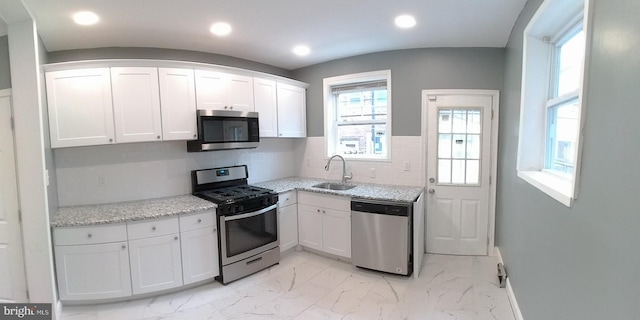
[
  {"left": 292, "top": 48, "right": 505, "bottom": 137},
  {"left": 0, "top": 35, "right": 10, "bottom": 89},
  {"left": 47, "top": 47, "right": 293, "bottom": 79},
  {"left": 496, "top": 0, "right": 640, "bottom": 319}
]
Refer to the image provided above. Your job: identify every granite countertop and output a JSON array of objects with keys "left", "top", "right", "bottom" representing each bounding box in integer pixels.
[
  {"left": 51, "top": 195, "right": 217, "bottom": 228},
  {"left": 52, "top": 178, "right": 423, "bottom": 228},
  {"left": 254, "top": 177, "right": 424, "bottom": 203}
]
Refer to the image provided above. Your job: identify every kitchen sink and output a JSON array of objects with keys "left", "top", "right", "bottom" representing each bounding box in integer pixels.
[{"left": 312, "top": 182, "right": 357, "bottom": 191}]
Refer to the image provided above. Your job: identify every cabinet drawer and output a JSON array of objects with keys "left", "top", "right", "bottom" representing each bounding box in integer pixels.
[
  {"left": 53, "top": 224, "right": 128, "bottom": 246},
  {"left": 278, "top": 191, "right": 297, "bottom": 208},
  {"left": 179, "top": 211, "right": 216, "bottom": 232},
  {"left": 127, "top": 217, "right": 179, "bottom": 240},
  {"left": 298, "top": 191, "right": 350, "bottom": 211}
]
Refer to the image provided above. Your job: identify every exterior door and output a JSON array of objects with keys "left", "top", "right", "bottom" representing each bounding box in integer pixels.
[
  {"left": 425, "top": 92, "right": 494, "bottom": 255},
  {"left": 0, "top": 90, "right": 28, "bottom": 302}
]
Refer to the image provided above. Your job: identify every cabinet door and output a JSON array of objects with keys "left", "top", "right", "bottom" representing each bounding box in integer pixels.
[
  {"left": 111, "top": 67, "right": 162, "bottom": 143},
  {"left": 253, "top": 78, "right": 278, "bottom": 137},
  {"left": 54, "top": 242, "right": 131, "bottom": 301},
  {"left": 297, "top": 204, "right": 323, "bottom": 251},
  {"left": 276, "top": 83, "right": 306, "bottom": 137},
  {"left": 128, "top": 234, "right": 182, "bottom": 294},
  {"left": 227, "top": 74, "right": 254, "bottom": 111},
  {"left": 323, "top": 209, "right": 351, "bottom": 258},
  {"left": 181, "top": 226, "right": 219, "bottom": 285},
  {"left": 279, "top": 204, "right": 298, "bottom": 252},
  {"left": 194, "top": 70, "right": 228, "bottom": 110},
  {"left": 45, "top": 68, "right": 115, "bottom": 148},
  {"left": 159, "top": 68, "right": 197, "bottom": 141}
]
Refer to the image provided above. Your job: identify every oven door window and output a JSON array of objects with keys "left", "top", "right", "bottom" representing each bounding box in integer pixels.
[
  {"left": 202, "top": 118, "right": 250, "bottom": 143},
  {"left": 224, "top": 208, "right": 277, "bottom": 257}
]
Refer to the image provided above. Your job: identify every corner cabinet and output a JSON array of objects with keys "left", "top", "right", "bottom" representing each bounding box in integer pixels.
[
  {"left": 297, "top": 192, "right": 351, "bottom": 258},
  {"left": 254, "top": 78, "right": 307, "bottom": 138},
  {"left": 46, "top": 68, "right": 116, "bottom": 148}
]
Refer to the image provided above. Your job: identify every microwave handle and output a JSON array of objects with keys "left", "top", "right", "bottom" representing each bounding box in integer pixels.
[{"left": 223, "top": 204, "right": 277, "bottom": 221}]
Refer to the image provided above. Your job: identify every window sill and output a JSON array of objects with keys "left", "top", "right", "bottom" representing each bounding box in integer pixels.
[{"left": 517, "top": 170, "right": 573, "bottom": 207}]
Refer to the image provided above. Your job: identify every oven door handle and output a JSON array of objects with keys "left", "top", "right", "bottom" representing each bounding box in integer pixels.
[{"left": 223, "top": 204, "right": 277, "bottom": 221}]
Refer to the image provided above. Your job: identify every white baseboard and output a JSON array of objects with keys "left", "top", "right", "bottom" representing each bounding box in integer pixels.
[{"left": 494, "top": 247, "right": 524, "bottom": 320}]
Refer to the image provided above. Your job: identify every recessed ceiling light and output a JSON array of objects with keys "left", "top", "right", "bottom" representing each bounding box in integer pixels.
[
  {"left": 73, "top": 11, "right": 100, "bottom": 26},
  {"left": 292, "top": 45, "right": 310, "bottom": 56},
  {"left": 395, "top": 14, "right": 416, "bottom": 29},
  {"left": 210, "top": 22, "right": 232, "bottom": 36}
]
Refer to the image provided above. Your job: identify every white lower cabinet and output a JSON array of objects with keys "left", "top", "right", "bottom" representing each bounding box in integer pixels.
[
  {"left": 52, "top": 210, "right": 220, "bottom": 302},
  {"left": 53, "top": 224, "right": 132, "bottom": 301},
  {"left": 128, "top": 233, "right": 183, "bottom": 294},
  {"left": 278, "top": 191, "right": 298, "bottom": 252},
  {"left": 179, "top": 211, "right": 219, "bottom": 284},
  {"left": 297, "top": 192, "right": 351, "bottom": 258}
]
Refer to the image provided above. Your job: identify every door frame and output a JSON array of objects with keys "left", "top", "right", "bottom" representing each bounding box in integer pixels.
[{"left": 421, "top": 89, "right": 500, "bottom": 256}]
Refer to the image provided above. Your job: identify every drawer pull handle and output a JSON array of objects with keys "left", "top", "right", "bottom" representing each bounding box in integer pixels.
[
  {"left": 197, "top": 219, "right": 202, "bottom": 223},
  {"left": 152, "top": 226, "right": 157, "bottom": 231},
  {"left": 87, "top": 233, "right": 92, "bottom": 238}
]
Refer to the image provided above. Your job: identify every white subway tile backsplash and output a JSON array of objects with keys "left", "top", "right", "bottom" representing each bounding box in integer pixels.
[{"left": 55, "top": 136, "right": 425, "bottom": 207}]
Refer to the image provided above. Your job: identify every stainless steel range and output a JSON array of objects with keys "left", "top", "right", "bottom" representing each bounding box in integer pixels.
[{"left": 191, "top": 165, "right": 279, "bottom": 284}]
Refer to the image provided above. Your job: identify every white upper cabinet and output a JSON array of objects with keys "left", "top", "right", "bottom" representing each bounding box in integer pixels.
[
  {"left": 253, "top": 78, "right": 278, "bottom": 137},
  {"left": 158, "top": 68, "right": 197, "bottom": 141},
  {"left": 111, "top": 67, "right": 163, "bottom": 143},
  {"left": 46, "top": 68, "right": 115, "bottom": 148},
  {"left": 276, "top": 82, "right": 307, "bottom": 137},
  {"left": 195, "top": 70, "right": 254, "bottom": 111},
  {"left": 253, "top": 78, "right": 307, "bottom": 138}
]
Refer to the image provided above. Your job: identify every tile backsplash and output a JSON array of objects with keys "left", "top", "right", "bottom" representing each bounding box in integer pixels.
[
  {"left": 55, "top": 138, "right": 300, "bottom": 206},
  {"left": 55, "top": 136, "right": 424, "bottom": 207}
]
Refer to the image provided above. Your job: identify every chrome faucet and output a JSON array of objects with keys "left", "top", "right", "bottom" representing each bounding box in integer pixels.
[{"left": 324, "top": 155, "right": 352, "bottom": 183}]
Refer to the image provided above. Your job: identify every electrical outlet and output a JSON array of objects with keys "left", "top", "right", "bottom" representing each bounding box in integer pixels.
[
  {"left": 404, "top": 161, "right": 411, "bottom": 171},
  {"left": 98, "top": 176, "right": 106, "bottom": 187},
  {"left": 370, "top": 168, "right": 376, "bottom": 178}
]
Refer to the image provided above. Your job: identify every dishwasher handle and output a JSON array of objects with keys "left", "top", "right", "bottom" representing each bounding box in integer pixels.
[{"left": 351, "top": 200, "right": 412, "bottom": 217}]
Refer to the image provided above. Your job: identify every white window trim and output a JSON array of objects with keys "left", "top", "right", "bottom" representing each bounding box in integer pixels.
[
  {"left": 516, "top": 0, "right": 593, "bottom": 207},
  {"left": 323, "top": 70, "right": 392, "bottom": 161}
]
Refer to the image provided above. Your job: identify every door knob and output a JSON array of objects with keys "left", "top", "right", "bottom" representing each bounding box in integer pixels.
[{"left": 428, "top": 188, "right": 435, "bottom": 194}]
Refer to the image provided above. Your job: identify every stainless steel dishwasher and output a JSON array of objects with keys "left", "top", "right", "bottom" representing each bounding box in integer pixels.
[{"left": 351, "top": 199, "right": 413, "bottom": 276}]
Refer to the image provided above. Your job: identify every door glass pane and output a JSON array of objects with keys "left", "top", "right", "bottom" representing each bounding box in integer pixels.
[
  {"left": 438, "top": 134, "right": 452, "bottom": 158},
  {"left": 466, "top": 134, "right": 481, "bottom": 159},
  {"left": 452, "top": 110, "right": 467, "bottom": 133},
  {"left": 466, "top": 160, "right": 480, "bottom": 184},
  {"left": 452, "top": 134, "right": 466, "bottom": 158},
  {"left": 451, "top": 160, "right": 466, "bottom": 184},
  {"left": 439, "top": 110, "right": 452, "bottom": 133},
  {"left": 438, "top": 159, "right": 451, "bottom": 184},
  {"left": 436, "top": 107, "right": 483, "bottom": 185},
  {"left": 467, "top": 110, "right": 481, "bottom": 134}
]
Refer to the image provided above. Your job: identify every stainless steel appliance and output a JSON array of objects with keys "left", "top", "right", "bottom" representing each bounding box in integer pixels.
[
  {"left": 351, "top": 199, "right": 413, "bottom": 276},
  {"left": 192, "top": 165, "right": 279, "bottom": 284},
  {"left": 187, "top": 110, "right": 260, "bottom": 152}
]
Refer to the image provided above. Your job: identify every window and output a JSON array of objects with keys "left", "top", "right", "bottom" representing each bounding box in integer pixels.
[
  {"left": 517, "top": 0, "right": 590, "bottom": 207},
  {"left": 323, "top": 70, "right": 391, "bottom": 160}
]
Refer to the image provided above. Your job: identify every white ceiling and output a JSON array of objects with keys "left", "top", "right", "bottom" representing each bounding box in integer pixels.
[{"left": 17, "top": 0, "right": 526, "bottom": 70}]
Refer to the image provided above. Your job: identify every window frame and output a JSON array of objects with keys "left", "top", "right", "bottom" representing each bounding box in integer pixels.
[
  {"left": 516, "top": 0, "right": 592, "bottom": 207},
  {"left": 323, "top": 70, "right": 392, "bottom": 161}
]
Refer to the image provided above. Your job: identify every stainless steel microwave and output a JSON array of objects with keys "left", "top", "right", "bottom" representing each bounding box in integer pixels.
[{"left": 187, "top": 110, "right": 260, "bottom": 152}]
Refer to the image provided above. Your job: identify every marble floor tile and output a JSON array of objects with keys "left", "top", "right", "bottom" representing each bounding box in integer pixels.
[{"left": 59, "top": 251, "right": 516, "bottom": 320}]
